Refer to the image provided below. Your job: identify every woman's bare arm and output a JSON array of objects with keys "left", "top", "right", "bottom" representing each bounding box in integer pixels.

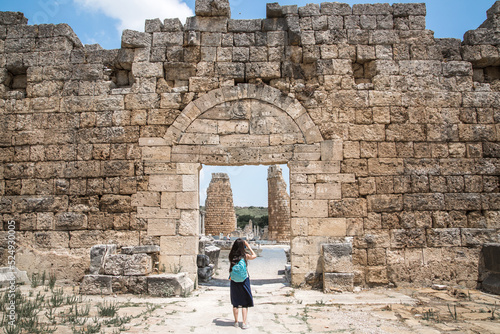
[{"left": 244, "top": 240, "right": 257, "bottom": 260}]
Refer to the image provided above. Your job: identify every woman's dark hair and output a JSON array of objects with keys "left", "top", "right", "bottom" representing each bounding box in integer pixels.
[{"left": 228, "top": 238, "right": 247, "bottom": 273}]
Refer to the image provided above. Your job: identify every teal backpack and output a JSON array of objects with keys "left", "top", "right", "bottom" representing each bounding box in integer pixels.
[{"left": 230, "top": 258, "right": 248, "bottom": 282}]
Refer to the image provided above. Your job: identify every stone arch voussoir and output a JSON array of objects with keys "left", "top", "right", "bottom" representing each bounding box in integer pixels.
[{"left": 164, "top": 84, "right": 323, "bottom": 145}]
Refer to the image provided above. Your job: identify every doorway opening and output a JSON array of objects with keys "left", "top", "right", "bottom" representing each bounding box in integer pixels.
[{"left": 199, "top": 164, "right": 291, "bottom": 286}]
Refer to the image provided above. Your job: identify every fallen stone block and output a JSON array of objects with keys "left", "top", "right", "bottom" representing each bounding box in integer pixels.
[
  {"left": 482, "top": 273, "right": 500, "bottom": 295},
  {"left": 147, "top": 273, "right": 194, "bottom": 297},
  {"left": 121, "top": 245, "right": 160, "bottom": 254},
  {"left": 323, "top": 273, "right": 354, "bottom": 292},
  {"left": 205, "top": 245, "right": 220, "bottom": 269},
  {"left": 103, "top": 254, "right": 128, "bottom": 276},
  {"left": 197, "top": 254, "right": 210, "bottom": 268},
  {"left": 198, "top": 264, "right": 214, "bottom": 283},
  {"left": 80, "top": 275, "right": 112, "bottom": 295},
  {"left": 127, "top": 276, "right": 148, "bottom": 294},
  {"left": 0, "top": 267, "right": 30, "bottom": 287},
  {"left": 123, "top": 254, "right": 152, "bottom": 276},
  {"left": 89, "top": 244, "right": 117, "bottom": 275},
  {"left": 322, "top": 243, "right": 353, "bottom": 273}
]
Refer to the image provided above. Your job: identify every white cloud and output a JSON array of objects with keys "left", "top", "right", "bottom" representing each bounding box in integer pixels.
[{"left": 74, "top": 0, "right": 193, "bottom": 33}]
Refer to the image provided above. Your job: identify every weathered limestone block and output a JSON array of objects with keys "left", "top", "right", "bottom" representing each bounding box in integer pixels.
[
  {"left": 292, "top": 199, "right": 329, "bottom": 218},
  {"left": 198, "top": 264, "right": 214, "bottom": 282},
  {"left": 121, "top": 245, "right": 160, "bottom": 254},
  {"left": 124, "top": 254, "right": 153, "bottom": 276},
  {"left": 196, "top": 0, "right": 231, "bottom": 17},
  {"left": 147, "top": 273, "right": 194, "bottom": 297},
  {"left": 391, "top": 229, "right": 426, "bottom": 248},
  {"left": 80, "top": 275, "right": 113, "bottom": 295},
  {"left": 54, "top": 212, "right": 87, "bottom": 230},
  {"left": 366, "top": 266, "right": 388, "bottom": 285},
  {"left": 308, "top": 218, "right": 346, "bottom": 237},
  {"left": 205, "top": 245, "right": 220, "bottom": 269},
  {"left": 403, "top": 193, "right": 444, "bottom": 211},
  {"left": 462, "top": 229, "right": 499, "bottom": 246},
  {"left": 197, "top": 254, "right": 210, "bottom": 268},
  {"left": 89, "top": 244, "right": 117, "bottom": 275},
  {"left": 127, "top": 276, "right": 148, "bottom": 294},
  {"left": 121, "top": 30, "right": 151, "bottom": 48},
  {"left": 102, "top": 254, "right": 128, "bottom": 276},
  {"left": 329, "top": 198, "right": 367, "bottom": 218},
  {"left": 367, "top": 194, "right": 403, "bottom": 212},
  {"left": 0, "top": 267, "right": 30, "bottom": 287},
  {"left": 323, "top": 273, "right": 354, "bottom": 292},
  {"left": 426, "top": 228, "right": 461, "bottom": 247},
  {"left": 322, "top": 243, "right": 353, "bottom": 273}
]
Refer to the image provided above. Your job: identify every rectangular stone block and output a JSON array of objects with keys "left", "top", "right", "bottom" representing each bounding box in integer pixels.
[
  {"left": 54, "top": 212, "right": 87, "bottom": 230},
  {"left": 160, "top": 236, "right": 198, "bottom": 256},
  {"left": 131, "top": 192, "right": 160, "bottom": 207},
  {"left": 315, "top": 183, "right": 341, "bottom": 200},
  {"left": 368, "top": 158, "right": 404, "bottom": 176},
  {"left": 461, "top": 228, "right": 498, "bottom": 246},
  {"left": 147, "top": 273, "right": 194, "bottom": 297},
  {"left": 89, "top": 244, "right": 117, "bottom": 275},
  {"left": 175, "top": 192, "right": 198, "bottom": 210},
  {"left": 124, "top": 254, "right": 152, "bottom": 276},
  {"left": 426, "top": 228, "right": 461, "bottom": 247},
  {"left": 323, "top": 273, "right": 354, "bottom": 292},
  {"left": 290, "top": 184, "right": 315, "bottom": 200},
  {"left": 367, "top": 194, "right": 403, "bottom": 212},
  {"left": 34, "top": 231, "right": 70, "bottom": 248},
  {"left": 390, "top": 229, "right": 426, "bottom": 248},
  {"left": 403, "top": 193, "right": 445, "bottom": 211},
  {"left": 80, "top": 275, "right": 112, "bottom": 295},
  {"left": 309, "top": 218, "right": 346, "bottom": 237},
  {"left": 291, "top": 200, "right": 328, "bottom": 218},
  {"left": 141, "top": 146, "right": 171, "bottom": 161},
  {"left": 147, "top": 219, "right": 176, "bottom": 236},
  {"left": 149, "top": 175, "right": 183, "bottom": 192},
  {"left": 329, "top": 198, "right": 367, "bottom": 218},
  {"left": 137, "top": 207, "right": 180, "bottom": 219},
  {"left": 322, "top": 243, "right": 353, "bottom": 273},
  {"left": 289, "top": 161, "right": 340, "bottom": 174},
  {"left": 445, "top": 193, "right": 482, "bottom": 210},
  {"left": 320, "top": 140, "right": 343, "bottom": 161}
]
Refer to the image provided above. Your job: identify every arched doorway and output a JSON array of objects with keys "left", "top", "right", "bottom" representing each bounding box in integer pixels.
[{"left": 138, "top": 84, "right": 347, "bottom": 286}]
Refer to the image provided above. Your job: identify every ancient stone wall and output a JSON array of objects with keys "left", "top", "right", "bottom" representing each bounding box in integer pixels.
[
  {"left": 267, "top": 165, "right": 291, "bottom": 241},
  {"left": 0, "top": 0, "right": 499, "bottom": 288},
  {"left": 204, "top": 173, "right": 236, "bottom": 236}
]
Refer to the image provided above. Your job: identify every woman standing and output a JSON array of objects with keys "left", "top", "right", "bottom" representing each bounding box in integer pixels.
[{"left": 228, "top": 238, "right": 256, "bottom": 329}]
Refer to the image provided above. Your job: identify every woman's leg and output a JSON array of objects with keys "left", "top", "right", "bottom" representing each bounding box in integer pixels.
[
  {"left": 233, "top": 307, "right": 239, "bottom": 323},
  {"left": 242, "top": 307, "right": 248, "bottom": 324}
]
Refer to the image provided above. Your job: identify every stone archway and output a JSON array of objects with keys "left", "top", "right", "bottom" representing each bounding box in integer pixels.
[{"left": 139, "top": 84, "right": 348, "bottom": 286}]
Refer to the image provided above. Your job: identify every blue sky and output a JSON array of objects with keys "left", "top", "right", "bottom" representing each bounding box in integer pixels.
[
  {"left": 200, "top": 165, "right": 289, "bottom": 207},
  {"left": 0, "top": 0, "right": 493, "bottom": 206}
]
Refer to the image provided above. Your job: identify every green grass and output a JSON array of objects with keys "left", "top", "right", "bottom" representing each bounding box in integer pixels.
[{"left": 200, "top": 206, "right": 268, "bottom": 217}]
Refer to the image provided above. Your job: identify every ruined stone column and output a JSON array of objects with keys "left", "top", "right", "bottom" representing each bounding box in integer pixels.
[
  {"left": 204, "top": 173, "right": 237, "bottom": 236},
  {"left": 267, "top": 165, "right": 291, "bottom": 242}
]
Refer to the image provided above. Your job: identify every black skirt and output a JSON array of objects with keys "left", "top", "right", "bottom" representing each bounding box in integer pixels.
[{"left": 230, "top": 277, "right": 254, "bottom": 308}]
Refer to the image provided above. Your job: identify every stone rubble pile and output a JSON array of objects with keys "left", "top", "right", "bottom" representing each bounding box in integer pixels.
[
  {"left": 80, "top": 244, "right": 194, "bottom": 296},
  {"left": 198, "top": 236, "right": 220, "bottom": 282}
]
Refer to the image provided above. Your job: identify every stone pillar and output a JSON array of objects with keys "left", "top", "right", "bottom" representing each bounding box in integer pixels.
[
  {"left": 199, "top": 210, "right": 206, "bottom": 235},
  {"left": 267, "top": 165, "right": 291, "bottom": 242},
  {"left": 204, "top": 173, "right": 236, "bottom": 236}
]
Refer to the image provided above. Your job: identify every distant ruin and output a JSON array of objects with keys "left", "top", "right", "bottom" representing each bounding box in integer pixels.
[
  {"left": 268, "top": 165, "right": 291, "bottom": 241},
  {"left": 0, "top": 0, "right": 499, "bottom": 291},
  {"left": 204, "top": 173, "right": 237, "bottom": 236}
]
